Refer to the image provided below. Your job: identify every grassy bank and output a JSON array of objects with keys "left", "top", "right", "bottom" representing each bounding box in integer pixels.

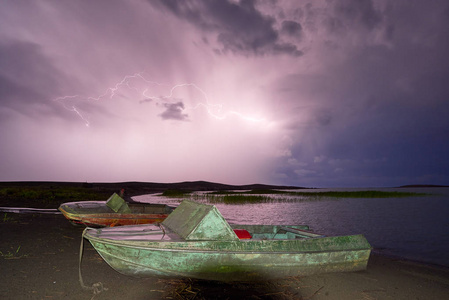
[
  {"left": 0, "top": 182, "right": 427, "bottom": 207},
  {"left": 0, "top": 184, "right": 112, "bottom": 208},
  {"left": 159, "top": 189, "right": 192, "bottom": 197}
]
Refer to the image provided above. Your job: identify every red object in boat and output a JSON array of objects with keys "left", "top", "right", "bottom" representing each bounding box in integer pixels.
[{"left": 233, "top": 229, "right": 252, "bottom": 239}]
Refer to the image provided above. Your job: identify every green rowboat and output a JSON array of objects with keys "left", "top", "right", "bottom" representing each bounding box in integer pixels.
[{"left": 83, "top": 200, "right": 371, "bottom": 281}]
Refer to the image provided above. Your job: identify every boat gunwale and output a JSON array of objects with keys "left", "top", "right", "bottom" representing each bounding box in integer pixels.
[
  {"left": 58, "top": 202, "right": 172, "bottom": 219},
  {"left": 84, "top": 229, "right": 372, "bottom": 255}
]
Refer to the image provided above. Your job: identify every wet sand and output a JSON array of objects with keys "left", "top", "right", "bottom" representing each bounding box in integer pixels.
[{"left": 1, "top": 211, "right": 449, "bottom": 300}]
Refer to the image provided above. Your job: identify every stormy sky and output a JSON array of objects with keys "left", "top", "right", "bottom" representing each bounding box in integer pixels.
[{"left": 1, "top": 0, "right": 449, "bottom": 187}]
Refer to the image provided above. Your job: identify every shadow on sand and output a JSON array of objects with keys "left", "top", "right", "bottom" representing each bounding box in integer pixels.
[{"left": 158, "top": 277, "right": 304, "bottom": 300}]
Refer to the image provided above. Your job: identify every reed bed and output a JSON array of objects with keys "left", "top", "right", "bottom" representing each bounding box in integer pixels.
[
  {"left": 160, "top": 190, "right": 192, "bottom": 197},
  {"left": 187, "top": 189, "right": 426, "bottom": 204},
  {"left": 289, "top": 190, "right": 424, "bottom": 198}
]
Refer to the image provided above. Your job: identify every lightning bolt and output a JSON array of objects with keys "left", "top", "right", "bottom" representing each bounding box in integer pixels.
[
  {"left": 158, "top": 83, "right": 266, "bottom": 122},
  {"left": 54, "top": 95, "right": 91, "bottom": 126},
  {"left": 53, "top": 72, "right": 266, "bottom": 126}
]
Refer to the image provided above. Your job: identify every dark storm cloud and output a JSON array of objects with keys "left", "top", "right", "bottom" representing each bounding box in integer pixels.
[
  {"left": 159, "top": 102, "right": 189, "bottom": 121},
  {"left": 0, "top": 40, "right": 65, "bottom": 120},
  {"left": 150, "top": 0, "right": 303, "bottom": 57},
  {"left": 2, "top": 0, "right": 449, "bottom": 187},
  {"left": 332, "top": 0, "right": 382, "bottom": 31},
  {"left": 272, "top": 0, "right": 449, "bottom": 187},
  {"left": 280, "top": 20, "right": 302, "bottom": 37}
]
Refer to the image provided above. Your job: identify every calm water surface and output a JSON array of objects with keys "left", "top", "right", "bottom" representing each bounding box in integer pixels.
[{"left": 134, "top": 187, "right": 449, "bottom": 267}]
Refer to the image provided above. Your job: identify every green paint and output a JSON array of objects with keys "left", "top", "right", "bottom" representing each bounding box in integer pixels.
[
  {"left": 106, "top": 193, "right": 131, "bottom": 213},
  {"left": 162, "top": 200, "right": 238, "bottom": 241},
  {"left": 84, "top": 200, "right": 372, "bottom": 282}
]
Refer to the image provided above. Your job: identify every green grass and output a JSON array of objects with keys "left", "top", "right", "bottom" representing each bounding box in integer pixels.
[
  {"left": 0, "top": 185, "right": 112, "bottom": 208},
  {"left": 0, "top": 186, "right": 109, "bottom": 200},
  {"left": 199, "top": 189, "right": 427, "bottom": 204},
  {"left": 0, "top": 246, "right": 26, "bottom": 259},
  {"left": 209, "top": 189, "right": 286, "bottom": 195},
  {"left": 2, "top": 213, "right": 14, "bottom": 223},
  {"left": 160, "top": 189, "right": 192, "bottom": 197},
  {"left": 202, "top": 194, "right": 273, "bottom": 204}
]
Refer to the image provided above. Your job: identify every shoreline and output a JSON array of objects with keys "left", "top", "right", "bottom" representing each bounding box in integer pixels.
[
  {"left": 1, "top": 182, "right": 449, "bottom": 299},
  {"left": 370, "top": 248, "right": 449, "bottom": 271},
  {"left": 1, "top": 212, "right": 448, "bottom": 299}
]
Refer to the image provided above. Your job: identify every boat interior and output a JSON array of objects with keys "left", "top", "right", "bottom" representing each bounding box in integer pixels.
[
  {"left": 230, "top": 224, "right": 325, "bottom": 240},
  {"left": 85, "top": 200, "right": 325, "bottom": 241},
  {"left": 61, "top": 201, "right": 173, "bottom": 214},
  {"left": 86, "top": 224, "right": 324, "bottom": 241}
]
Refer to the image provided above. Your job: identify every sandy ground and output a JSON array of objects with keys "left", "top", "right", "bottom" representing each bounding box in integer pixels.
[{"left": 1, "top": 212, "right": 449, "bottom": 300}]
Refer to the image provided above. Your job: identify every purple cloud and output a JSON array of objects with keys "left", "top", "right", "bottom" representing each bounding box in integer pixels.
[
  {"left": 1, "top": 0, "right": 449, "bottom": 187},
  {"left": 151, "top": 0, "right": 303, "bottom": 57},
  {"left": 159, "top": 102, "right": 189, "bottom": 121}
]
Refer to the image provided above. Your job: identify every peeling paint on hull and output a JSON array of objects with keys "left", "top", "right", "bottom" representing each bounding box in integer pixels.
[
  {"left": 86, "top": 234, "right": 371, "bottom": 281},
  {"left": 59, "top": 200, "right": 173, "bottom": 227},
  {"left": 84, "top": 200, "right": 371, "bottom": 281}
]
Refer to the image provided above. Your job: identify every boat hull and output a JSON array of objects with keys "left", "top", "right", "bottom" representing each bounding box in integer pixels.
[
  {"left": 84, "top": 228, "right": 371, "bottom": 281},
  {"left": 59, "top": 201, "right": 173, "bottom": 227},
  {"left": 63, "top": 214, "right": 169, "bottom": 227}
]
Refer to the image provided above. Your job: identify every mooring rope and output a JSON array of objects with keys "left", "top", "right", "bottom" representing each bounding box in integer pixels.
[
  {"left": 159, "top": 223, "right": 166, "bottom": 240},
  {"left": 79, "top": 228, "right": 108, "bottom": 297}
]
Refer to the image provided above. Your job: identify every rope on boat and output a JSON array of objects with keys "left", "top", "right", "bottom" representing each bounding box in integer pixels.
[
  {"left": 79, "top": 228, "right": 108, "bottom": 297},
  {"left": 159, "top": 223, "right": 166, "bottom": 240}
]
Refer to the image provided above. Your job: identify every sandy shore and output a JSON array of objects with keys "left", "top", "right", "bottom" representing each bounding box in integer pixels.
[{"left": 1, "top": 212, "right": 448, "bottom": 300}]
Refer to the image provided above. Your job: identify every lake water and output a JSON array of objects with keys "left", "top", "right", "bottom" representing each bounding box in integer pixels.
[{"left": 134, "top": 187, "right": 449, "bottom": 267}]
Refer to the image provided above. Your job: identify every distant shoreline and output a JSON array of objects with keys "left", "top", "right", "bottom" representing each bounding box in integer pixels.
[
  {"left": 398, "top": 184, "right": 449, "bottom": 188},
  {"left": 1, "top": 180, "right": 448, "bottom": 199},
  {"left": 0, "top": 180, "right": 305, "bottom": 203}
]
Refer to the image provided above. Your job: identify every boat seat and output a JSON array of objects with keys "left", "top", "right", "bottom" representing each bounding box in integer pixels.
[
  {"left": 106, "top": 193, "right": 131, "bottom": 214},
  {"left": 233, "top": 229, "right": 252, "bottom": 239}
]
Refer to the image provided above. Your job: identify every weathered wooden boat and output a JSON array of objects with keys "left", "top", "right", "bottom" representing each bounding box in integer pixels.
[
  {"left": 83, "top": 200, "right": 371, "bottom": 281},
  {"left": 59, "top": 193, "right": 174, "bottom": 227}
]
